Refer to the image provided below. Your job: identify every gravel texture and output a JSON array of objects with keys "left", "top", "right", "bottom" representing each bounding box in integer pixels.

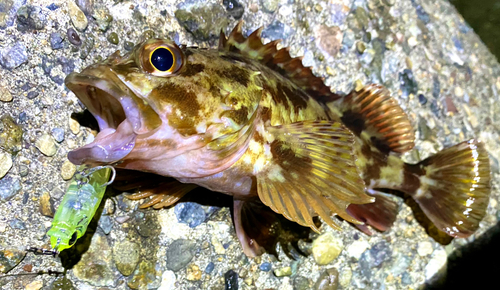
[{"left": 1, "top": 0, "right": 500, "bottom": 289}]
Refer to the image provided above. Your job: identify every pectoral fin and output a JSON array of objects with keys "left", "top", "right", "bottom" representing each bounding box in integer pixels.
[{"left": 256, "top": 121, "right": 373, "bottom": 232}]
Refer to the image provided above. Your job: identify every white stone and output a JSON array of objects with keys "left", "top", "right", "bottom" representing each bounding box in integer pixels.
[
  {"left": 417, "top": 241, "right": 433, "bottom": 256},
  {"left": 0, "top": 151, "right": 12, "bottom": 178},
  {"left": 346, "top": 240, "right": 370, "bottom": 260},
  {"left": 158, "top": 270, "right": 176, "bottom": 290},
  {"left": 425, "top": 248, "right": 447, "bottom": 280}
]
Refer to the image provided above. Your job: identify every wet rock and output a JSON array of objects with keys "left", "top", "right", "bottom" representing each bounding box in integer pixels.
[
  {"left": 294, "top": 276, "right": 311, "bottom": 290},
  {"left": 314, "top": 268, "right": 339, "bottom": 290},
  {"left": 259, "top": 262, "right": 271, "bottom": 272},
  {"left": 360, "top": 48, "right": 375, "bottom": 65},
  {"left": 73, "top": 232, "right": 116, "bottom": 287},
  {"left": 67, "top": 27, "right": 82, "bottom": 46},
  {"left": 79, "top": 35, "right": 94, "bottom": 59},
  {"left": 205, "top": 262, "right": 215, "bottom": 274},
  {"left": 49, "top": 276, "right": 75, "bottom": 290},
  {"left": 261, "top": 0, "right": 278, "bottom": 13},
  {"left": 99, "top": 215, "right": 113, "bottom": 234},
  {"left": 107, "top": 32, "right": 119, "bottom": 45},
  {"left": 166, "top": 239, "right": 196, "bottom": 271},
  {"left": 0, "top": 175, "right": 21, "bottom": 202},
  {"left": 51, "top": 127, "right": 64, "bottom": 143},
  {"left": 312, "top": 232, "right": 343, "bottom": 265},
  {"left": 49, "top": 32, "right": 64, "bottom": 50},
  {"left": 68, "top": 0, "right": 88, "bottom": 31},
  {"left": 0, "top": 85, "right": 12, "bottom": 102},
  {"left": 113, "top": 240, "right": 140, "bottom": 276},
  {"left": 342, "top": 29, "right": 355, "bottom": 48},
  {"left": 25, "top": 280, "right": 43, "bottom": 290},
  {"left": 175, "top": 202, "right": 206, "bottom": 228},
  {"left": 315, "top": 25, "right": 343, "bottom": 57},
  {"left": 39, "top": 191, "right": 54, "bottom": 217},
  {"left": 127, "top": 260, "right": 161, "bottom": 289},
  {"left": 223, "top": 0, "right": 244, "bottom": 19},
  {"left": 158, "top": 270, "right": 176, "bottom": 290},
  {"left": 424, "top": 248, "right": 447, "bottom": 281},
  {"left": 134, "top": 212, "right": 161, "bottom": 237},
  {"left": 9, "top": 218, "right": 25, "bottom": 229},
  {"left": 0, "top": 151, "right": 12, "bottom": 178},
  {"left": 359, "top": 241, "right": 392, "bottom": 278},
  {"left": 0, "top": 41, "right": 28, "bottom": 69},
  {"left": 124, "top": 41, "right": 134, "bottom": 51},
  {"left": 0, "top": 0, "right": 27, "bottom": 28},
  {"left": 224, "top": 269, "right": 238, "bottom": 290},
  {"left": 75, "top": 0, "right": 94, "bottom": 16},
  {"left": 175, "top": 4, "right": 229, "bottom": 41},
  {"left": 274, "top": 266, "right": 292, "bottom": 277},
  {"left": 399, "top": 69, "right": 418, "bottom": 97},
  {"left": 262, "top": 20, "right": 293, "bottom": 40},
  {"left": 0, "top": 248, "right": 25, "bottom": 273},
  {"left": 16, "top": 5, "right": 45, "bottom": 31},
  {"left": 418, "top": 94, "right": 427, "bottom": 105},
  {"left": 35, "top": 133, "right": 57, "bottom": 156},
  {"left": 417, "top": 241, "right": 433, "bottom": 256},
  {"left": 93, "top": 8, "right": 113, "bottom": 31},
  {"left": 186, "top": 264, "right": 202, "bottom": 281},
  {"left": 26, "top": 90, "right": 38, "bottom": 99}
]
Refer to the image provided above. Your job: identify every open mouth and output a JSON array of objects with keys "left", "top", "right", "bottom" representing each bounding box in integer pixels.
[{"left": 65, "top": 69, "right": 160, "bottom": 165}]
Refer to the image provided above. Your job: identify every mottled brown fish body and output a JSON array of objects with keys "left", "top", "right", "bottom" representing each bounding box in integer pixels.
[{"left": 65, "top": 22, "right": 491, "bottom": 257}]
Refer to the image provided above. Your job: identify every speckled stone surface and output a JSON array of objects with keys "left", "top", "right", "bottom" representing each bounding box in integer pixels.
[{"left": 1, "top": 0, "right": 499, "bottom": 289}]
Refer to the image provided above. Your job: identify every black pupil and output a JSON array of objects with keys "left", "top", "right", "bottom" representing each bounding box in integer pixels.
[{"left": 151, "top": 48, "right": 174, "bottom": 71}]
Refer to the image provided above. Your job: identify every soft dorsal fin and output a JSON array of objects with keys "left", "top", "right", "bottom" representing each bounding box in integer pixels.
[
  {"left": 337, "top": 84, "right": 415, "bottom": 154},
  {"left": 219, "top": 21, "right": 341, "bottom": 103}
]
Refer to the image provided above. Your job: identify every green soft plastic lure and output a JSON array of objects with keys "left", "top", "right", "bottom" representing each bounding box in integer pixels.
[{"left": 46, "top": 165, "right": 115, "bottom": 253}]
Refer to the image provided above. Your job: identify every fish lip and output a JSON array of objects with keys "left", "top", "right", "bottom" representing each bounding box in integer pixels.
[{"left": 65, "top": 70, "right": 142, "bottom": 165}]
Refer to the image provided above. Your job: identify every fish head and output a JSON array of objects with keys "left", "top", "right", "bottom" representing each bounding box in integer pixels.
[{"left": 65, "top": 38, "right": 262, "bottom": 178}]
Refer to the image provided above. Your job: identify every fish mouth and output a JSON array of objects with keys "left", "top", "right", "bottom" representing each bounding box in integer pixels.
[{"left": 65, "top": 69, "right": 161, "bottom": 165}]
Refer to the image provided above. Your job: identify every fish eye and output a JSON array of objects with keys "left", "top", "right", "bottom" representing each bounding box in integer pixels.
[
  {"left": 140, "top": 40, "right": 184, "bottom": 76},
  {"left": 150, "top": 47, "right": 174, "bottom": 72},
  {"left": 68, "top": 232, "right": 78, "bottom": 246}
]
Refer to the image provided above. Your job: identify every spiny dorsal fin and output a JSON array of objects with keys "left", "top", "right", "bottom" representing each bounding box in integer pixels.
[
  {"left": 338, "top": 84, "right": 415, "bottom": 154},
  {"left": 219, "top": 21, "right": 341, "bottom": 103},
  {"left": 256, "top": 121, "right": 374, "bottom": 232}
]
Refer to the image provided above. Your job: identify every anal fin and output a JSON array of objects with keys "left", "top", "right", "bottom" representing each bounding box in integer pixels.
[
  {"left": 256, "top": 121, "right": 373, "bottom": 232},
  {"left": 337, "top": 84, "right": 415, "bottom": 154}
]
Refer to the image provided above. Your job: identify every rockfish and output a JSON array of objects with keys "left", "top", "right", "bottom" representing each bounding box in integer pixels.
[{"left": 64, "top": 22, "right": 491, "bottom": 257}]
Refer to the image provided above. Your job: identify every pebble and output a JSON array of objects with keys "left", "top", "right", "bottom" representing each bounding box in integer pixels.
[
  {"left": 39, "top": 191, "right": 54, "bottom": 217},
  {"left": 49, "top": 276, "right": 76, "bottom": 290},
  {"left": 107, "top": 32, "right": 119, "bottom": 45},
  {"left": 113, "top": 240, "right": 140, "bottom": 276},
  {"left": 75, "top": 0, "right": 94, "bottom": 16},
  {"left": 418, "top": 94, "right": 427, "bottom": 105},
  {"left": 417, "top": 241, "right": 434, "bottom": 256},
  {"left": 174, "top": 4, "right": 229, "bottom": 41},
  {"left": 314, "top": 268, "right": 339, "bottom": 290},
  {"left": 262, "top": 20, "right": 292, "bottom": 40},
  {"left": 166, "top": 239, "right": 196, "bottom": 271},
  {"left": 9, "top": 218, "right": 25, "bottom": 229},
  {"left": 273, "top": 266, "right": 292, "bottom": 277},
  {"left": 315, "top": 25, "right": 343, "bottom": 57},
  {"left": 16, "top": 5, "right": 46, "bottom": 31},
  {"left": 0, "top": 151, "right": 12, "bottom": 178},
  {"left": 454, "top": 86, "right": 464, "bottom": 98},
  {"left": 128, "top": 260, "right": 161, "bottom": 289},
  {"left": 99, "top": 215, "right": 113, "bottom": 234},
  {"left": 399, "top": 69, "right": 419, "bottom": 97},
  {"left": 51, "top": 127, "right": 65, "bottom": 143},
  {"left": 224, "top": 270, "right": 238, "bottom": 290},
  {"left": 391, "top": 252, "right": 411, "bottom": 276},
  {"left": 262, "top": 0, "right": 278, "bottom": 13},
  {"left": 186, "top": 264, "right": 202, "bottom": 281},
  {"left": 26, "top": 91, "right": 38, "bottom": 99},
  {"left": 0, "top": 248, "right": 25, "bottom": 273},
  {"left": 346, "top": 240, "right": 369, "bottom": 260},
  {"left": 311, "top": 232, "right": 344, "bottom": 265},
  {"left": 338, "top": 267, "right": 352, "bottom": 288},
  {"left": 158, "top": 270, "right": 176, "bottom": 290},
  {"left": 259, "top": 262, "right": 271, "bottom": 272},
  {"left": 424, "top": 248, "right": 447, "bottom": 281},
  {"left": 94, "top": 9, "right": 113, "bottom": 32},
  {"left": 69, "top": 118, "right": 80, "bottom": 135},
  {"left": 124, "top": 41, "right": 134, "bottom": 51},
  {"left": 67, "top": 27, "right": 82, "bottom": 46},
  {"left": 205, "top": 262, "right": 215, "bottom": 274},
  {"left": 359, "top": 241, "right": 392, "bottom": 278},
  {"left": 294, "top": 276, "right": 311, "bottom": 290},
  {"left": 0, "top": 115, "right": 23, "bottom": 154},
  {"left": 174, "top": 202, "right": 206, "bottom": 228},
  {"left": 68, "top": 0, "right": 88, "bottom": 31},
  {"left": 0, "top": 41, "right": 28, "bottom": 69},
  {"left": 223, "top": 0, "right": 244, "bottom": 20},
  {"left": 360, "top": 48, "right": 375, "bottom": 65},
  {"left": 0, "top": 85, "right": 12, "bottom": 102},
  {"left": 0, "top": 175, "right": 21, "bottom": 201},
  {"left": 25, "top": 280, "right": 43, "bottom": 290},
  {"left": 35, "top": 133, "right": 57, "bottom": 156},
  {"left": 73, "top": 232, "right": 116, "bottom": 287},
  {"left": 342, "top": 29, "right": 355, "bottom": 48}
]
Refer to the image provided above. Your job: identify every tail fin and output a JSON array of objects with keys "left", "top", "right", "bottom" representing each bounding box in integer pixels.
[{"left": 408, "top": 139, "right": 491, "bottom": 238}]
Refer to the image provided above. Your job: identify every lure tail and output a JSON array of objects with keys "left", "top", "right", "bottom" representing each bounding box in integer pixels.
[{"left": 405, "top": 139, "right": 491, "bottom": 238}]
